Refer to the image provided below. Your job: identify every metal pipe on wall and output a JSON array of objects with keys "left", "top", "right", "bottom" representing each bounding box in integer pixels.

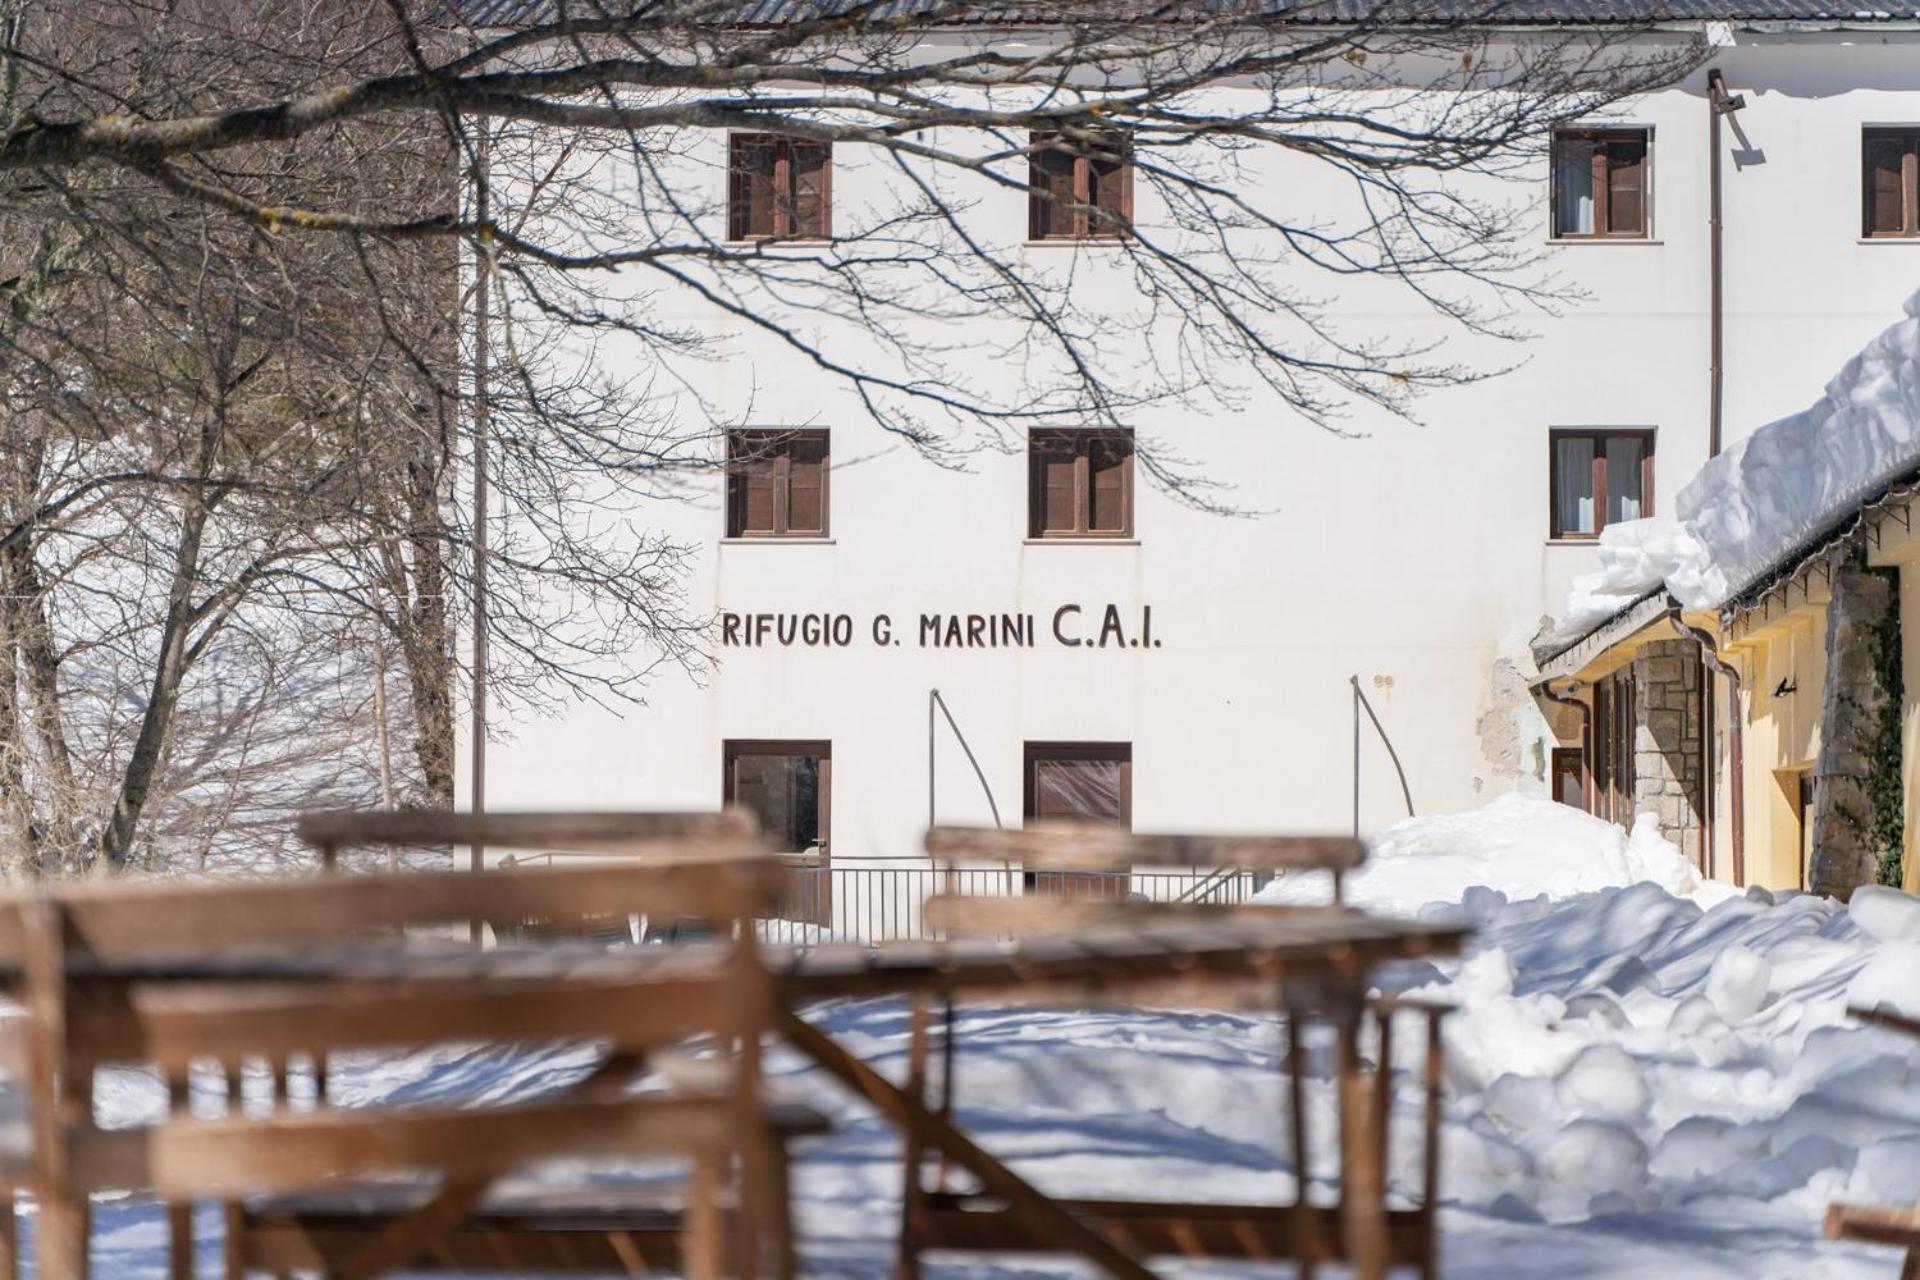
[
  {"left": 1706, "top": 68, "right": 1746, "bottom": 459},
  {"left": 1671, "top": 608, "right": 1745, "bottom": 886}
]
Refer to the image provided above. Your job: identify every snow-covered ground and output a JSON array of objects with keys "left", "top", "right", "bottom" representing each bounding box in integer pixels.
[{"left": 54, "top": 800, "right": 1920, "bottom": 1277}]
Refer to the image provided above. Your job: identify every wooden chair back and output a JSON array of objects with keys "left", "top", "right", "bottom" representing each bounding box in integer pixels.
[{"left": 921, "top": 823, "right": 1365, "bottom": 939}]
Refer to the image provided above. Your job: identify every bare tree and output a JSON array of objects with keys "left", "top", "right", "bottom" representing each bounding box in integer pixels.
[{"left": 0, "top": 0, "right": 1705, "bottom": 871}]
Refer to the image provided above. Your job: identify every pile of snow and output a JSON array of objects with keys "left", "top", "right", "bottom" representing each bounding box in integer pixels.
[
  {"left": 1544, "top": 290, "right": 1920, "bottom": 650},
  {"left": 52, "top": 798, "right": 1920, "bottom": 1279},
  {"left": 1257, "top": 793, "right": 1727, "bottom": 915}
]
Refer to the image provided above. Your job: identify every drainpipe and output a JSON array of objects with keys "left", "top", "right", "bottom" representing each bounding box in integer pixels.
[
  {"left": 1670, "top": 607, "right": 1744, "bottom": 886},
  {"left": 1706, "top": 69, "right": 1746, "bottom": 459},
  {"left": 1539, "top": 680, "right": 1593, "bottom": 812}
]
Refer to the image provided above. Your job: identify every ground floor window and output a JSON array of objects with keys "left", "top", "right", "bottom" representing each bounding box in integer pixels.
[
  {"left": 1023, "top": 742, "right": 1131, "bottom": 895},
  {"left": 1552, "top": 747, "right": 1586, "bottom": 811},
  {"left": 724, "top": 739, "right": 831, "bottom": 924}
]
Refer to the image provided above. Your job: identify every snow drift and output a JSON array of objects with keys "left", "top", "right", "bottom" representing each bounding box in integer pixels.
[
  {"left": 1257, "top": 793, "right": 1721, "bottom": 915},
  {"left": 1545, "top": 289, "right": 1920, "bottom": 649}
]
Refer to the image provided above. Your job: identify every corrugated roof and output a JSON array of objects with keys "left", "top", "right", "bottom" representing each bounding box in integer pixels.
[{"left": 455, "top": 0, "right": 1920, "bottom": 27}]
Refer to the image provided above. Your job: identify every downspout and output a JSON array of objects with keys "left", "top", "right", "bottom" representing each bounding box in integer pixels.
[
  {"left": 1706, "top": 69, "right": 1746, "bottom": 459},
  {"left": 1670, "top": 607, "right": 1745, "bottom": 887},
  {"left": 1539, "top": 680, "right": 1593, "bottom": 812}
]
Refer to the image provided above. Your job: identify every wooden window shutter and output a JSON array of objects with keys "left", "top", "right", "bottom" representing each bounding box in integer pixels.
[
  {"left": 743, "top": 453, "right": 778, "bottom": 533},
  {"left": 1089, "top": 435, "right": 1128, "bottom": 532},
  {"left": 786, "top": 434, "right": 827, "bottom": 534},
  {"left": 790, "top": 142, "right": 831, "bottom": 238},
  {"left": 730, "top": 137, "right": 779, "bottom": 240},
  {"left": 1030, "top": 133, "right": 1078, "bottom": 239},
  {"left": 1088, "top": 136, "right": 1131, "bottom": 237},
  {"left": 1865, "top": 132, "right": 1913, "bottom": 236},
  {"left": 1606, "top": 139, "right": 1646, "bottom": 236}
]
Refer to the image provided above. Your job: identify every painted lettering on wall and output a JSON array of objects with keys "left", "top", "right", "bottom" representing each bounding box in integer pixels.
[{"left": 719, "top": 605, "right": 1160, "bottom": 650}]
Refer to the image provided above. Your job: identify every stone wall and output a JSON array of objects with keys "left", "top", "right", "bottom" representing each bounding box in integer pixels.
[
  {"left": 1631, "top": 638, "right": 1705, "bottom": 865},
  {"left": 1810, "top": 548, "right": 1902, "bottom": 899}
]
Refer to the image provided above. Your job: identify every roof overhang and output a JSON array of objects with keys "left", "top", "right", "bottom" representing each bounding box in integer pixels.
[{"left": 1534, "top": 592, "right": 1675, "bottom": 685}]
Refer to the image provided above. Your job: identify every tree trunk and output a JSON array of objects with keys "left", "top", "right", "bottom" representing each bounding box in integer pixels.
[{"left": 97, "top": 498, "right": 208, "bottom": 870}]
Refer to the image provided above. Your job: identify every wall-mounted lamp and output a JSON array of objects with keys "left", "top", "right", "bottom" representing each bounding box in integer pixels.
[{"left": 1774, "top": 677, "right": 1798, "bottom": 697}]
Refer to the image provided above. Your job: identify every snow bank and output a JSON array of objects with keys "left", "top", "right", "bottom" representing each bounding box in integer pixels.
[
  {"left": 1545, "top": 291, "right": 1920, "bottom": 650},
  {"left": 1256, "top": 793, "right": 1722, "bottom": 915}
]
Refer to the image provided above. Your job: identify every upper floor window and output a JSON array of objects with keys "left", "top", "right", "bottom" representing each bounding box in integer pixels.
[
  {"left": 1550, "top": 428, "right": 1653, "bottom": 540},
  {"left": 726, "top": 429, "right": 829, "bottom": 538},
  {"left": 1029, "top": 429, "right": 1134, "bottom": 539},
  {"left": 1864, "top": 128, "right": 1920, "bottom": 238},
  {"left": 728, "top": 135, "right": 831, "bottom": 241},
  {"left": 1551, "top": 129, "right": 1649, "bottom": 239},
  {"left": 1029, "top": 129, "right": 1132, "bottom": 241}
]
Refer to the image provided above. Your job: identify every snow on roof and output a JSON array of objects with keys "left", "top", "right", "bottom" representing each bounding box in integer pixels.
[{"left": 1537, "top": 289, "right": 1920, "bottom": 661}]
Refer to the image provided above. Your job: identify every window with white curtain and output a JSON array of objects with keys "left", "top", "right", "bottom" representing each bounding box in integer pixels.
[{"left": 1551, "top": 429, "right": 1654, "bottom": 540}]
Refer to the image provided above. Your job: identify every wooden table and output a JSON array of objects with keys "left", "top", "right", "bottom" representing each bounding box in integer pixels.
[
  {"left": 0, "top": 909, "right": 1460, "bottom": 1280},
  {"left": 770, "top": 914, "right": 1467, "bottom": 1280}
]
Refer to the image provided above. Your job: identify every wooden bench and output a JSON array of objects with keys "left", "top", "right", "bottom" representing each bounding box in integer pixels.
[
  {"left": 895, "top": 823, "right": 1448, "bottom": 1280},
  {"left": 0, "top": 809, "right": 820, "bottom": 1280}
]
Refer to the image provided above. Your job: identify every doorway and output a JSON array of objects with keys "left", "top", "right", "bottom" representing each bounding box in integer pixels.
[{"left": 724, "top": 740, "right": 831, "bottom": 925}]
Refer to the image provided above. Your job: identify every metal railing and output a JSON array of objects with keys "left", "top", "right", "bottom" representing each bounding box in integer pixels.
[{"left": 758, "top": 855, "right": 1272, "bottom": 947}]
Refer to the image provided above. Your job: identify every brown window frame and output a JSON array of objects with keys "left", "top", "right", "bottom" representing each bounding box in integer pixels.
[
  {"left": 1028, "top": 128, "right": 1134, "bottom": 242},
  {"left": 727, "top": 134, "right": 833, "bottom": 242},
  {"left": 1551, "top": 746, "right": 1588, "bottom": 813},
  {"left": 1023, "top": 742, "right": 1133, "bottom": 828},
  {"left": 1550, "top": 128, "right": 1652, "bottom": 240},
  {"left": 1863, "top": 127, "right": 1920, "bottom": 238},
  {"left": 1548, "top": 428, "right": 1655, "bottom": 542},
  {"left": 1028, "top": 428, "right": 1135, "bottom": 539},
  {"left": 725, "top": 428, "right": 830, "bottom": 539}
]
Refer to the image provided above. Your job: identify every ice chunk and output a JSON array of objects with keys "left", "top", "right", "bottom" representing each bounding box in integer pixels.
[
  {"left": 1543, "top": 1119, "right": 1651, "bottom": 1218},
  {"left": 1554, "top": 1044, "right": 1650, "bottom": 1123},
  {"left": 1847, "top": 942, "right": 1920, "bottom": 1019},
  {"left": 1848, "top": 885, "right": 1920, "bottom": 943},
  {"left": 1485, "top": 1072, "right": 1561, "bottom": 1135},
  {"left": 1704, "top": 946, "right": 1771, "bottom": 1023},
  {"left": 1651, "top": 1115, "right": 1771, "bottom": 1180}
]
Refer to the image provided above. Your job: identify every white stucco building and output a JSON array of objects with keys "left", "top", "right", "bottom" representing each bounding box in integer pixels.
[{"left": 468, "top": 11, "right": 1920, "bottom": 899}]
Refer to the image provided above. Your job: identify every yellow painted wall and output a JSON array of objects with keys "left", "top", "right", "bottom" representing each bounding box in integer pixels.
[{"left": 1730, "top": 606, "right": 1828, "bottom": 893}]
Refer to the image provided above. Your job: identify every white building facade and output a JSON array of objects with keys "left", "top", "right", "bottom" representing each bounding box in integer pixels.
[{"left": 471, "top": 17, "right": 1920, "bottom": 895}]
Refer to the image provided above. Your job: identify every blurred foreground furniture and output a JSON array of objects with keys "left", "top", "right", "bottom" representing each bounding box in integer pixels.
[
  {"left": 0, "top": 809, "right": 822, "bottom": 1280},
  {"left": 1826, "top": 1004, "right": 1920, "bottom": 1277},
  {"left": 766, "top": 822, "right": 1463, "bottom": 1280}
]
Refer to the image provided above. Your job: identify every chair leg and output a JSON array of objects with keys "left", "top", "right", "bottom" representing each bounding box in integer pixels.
[
  {"left": 33, "top": 1186, "right": 88, "bottom": 1280},
  {"left": 167, "top": 1202, "right": 192, "bottom": 1280},
  {"left": 893, "top": 996, "right": 931, "bottom": 1280},
  {"left": 0, "top": 1192, "right": 17, "bottom": 1280},
  {"left": 686, "top": 1148, "right": 724, "bottom": 1280},
  {"left": 223, "top": 1200, "right": 247, "bottom": 1280}
]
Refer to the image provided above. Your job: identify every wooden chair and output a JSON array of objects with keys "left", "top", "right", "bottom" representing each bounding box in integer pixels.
[
  {"left": 1827, "top": 1005, "right": 1920, "bottom": 1276},
  {"left": 0, "top": 810, "right": 820, "bottom": 1280},
  {"left": 897, "top": 822, "right": 1448, "bottom": 1280}
]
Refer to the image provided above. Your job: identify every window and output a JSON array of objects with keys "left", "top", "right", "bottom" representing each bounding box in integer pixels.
[
  {"left": 1552, "top": 747, "right": 1587, "bottom": 811},
  {"left": 1023, "top": 742, "right": 1131, "bottom": 896},
  {"left": 1864, "top": 128, "right": 1920, "bottom": 238},
  {"left": 1029, "top": 129, "right": 1133, "bottom": 240},
  {"left": 726, "top": 429, "right": 829, "bottom": 538},
  {"left": 728, "top": 135, "right": 831, "bottom": 240},
  {"left": 1551, "top": 129, "right": 1650, "bottom": 239},
  {"left": 1028, "top": 429, "right": 1133, "bottom": 539},
  {"left": 1550, "top": 429, "right": 1653, "bottom": 540}
]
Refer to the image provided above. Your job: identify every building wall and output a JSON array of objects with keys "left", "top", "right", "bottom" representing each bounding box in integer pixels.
[
  {"left": 470, "top": 30, "right": 1920, "bottom": 871},
  {"left": 1632, "top": 639, "right": 1706, "bottom": 865}
]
